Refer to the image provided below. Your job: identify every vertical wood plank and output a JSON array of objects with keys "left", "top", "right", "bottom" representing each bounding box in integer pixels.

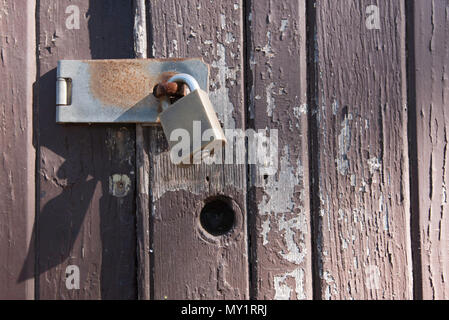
[
  {"left": 412, "top": 0, "right": 449, "bottom": 300},
  {"left": 133, "top": 0, "right": 151, "bottom": 300},
  {"left": 0, "top": 0, "right": 36, "bottom": 300},
  {"left": 312, "top": 0, "right": 413, "bottom": 299},
  {"left": 148, "top": 0, "right": 248, "bottom": 299},
  {"left": 35, "top": 0, "right": 136, "bottom": 299},
  {"left": 247, "top": 0, "right": 313, "bottom": 299}
]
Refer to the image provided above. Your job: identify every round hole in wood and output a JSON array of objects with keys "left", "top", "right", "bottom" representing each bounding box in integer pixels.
[{"left": 200, "top": 197, "right": 235, "bottom": 237}]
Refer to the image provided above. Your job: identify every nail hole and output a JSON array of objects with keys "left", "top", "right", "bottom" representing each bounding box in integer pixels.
[
  {"left": 206, "top": 176, "right": 210, "bottom": 182},
  {"left": 200, "top": 197, "right": 235, "bottom": 237}
]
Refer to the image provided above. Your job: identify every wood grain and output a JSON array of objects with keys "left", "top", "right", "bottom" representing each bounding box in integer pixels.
[
  {"left": 147, "top": 0, "right": 249, "bottom": 299},
  {"left": 133, "top": 0, "right": 151, "bottom": 300},
  {"left": 311, "top": 0, "right": 413, "bottom": 299},
  {"left": 412, "top": 0, "right": 449, "bottom": 300},
  {"left": 0, "top": 0, "right": 36, "bottom": 300},
  {"left": 246, "top": 0, "right": 312, "bottom": 300},
  {"left": 35, "top": 0, "right": 137, "bottom": 299}
]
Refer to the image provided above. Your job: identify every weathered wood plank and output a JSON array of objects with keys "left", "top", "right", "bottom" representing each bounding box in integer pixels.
[
  {"left": 0, "top": 0, "right": 36, "bottom": 300},
  {"left": 148, "top": 0, "right": 248, "bottom": 299},
  {"left": 35, "top": 0, "right": 136, "bottom": 299},
  {"left": 311, "top": 0, "right": 413, "bottom": 299},
  {"left": 247, "top": 0, "right": 312, "bottom": 300},
  {"left": 412, "top": 0, "right": 449, "bottom": 300},
  {"left": 133, "top": 0, "right": 151, "bottom": 300}
]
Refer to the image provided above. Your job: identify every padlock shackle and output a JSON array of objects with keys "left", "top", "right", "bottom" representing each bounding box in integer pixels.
[{"left": 168, "top": 74, "right": 200, "bottom": 92}]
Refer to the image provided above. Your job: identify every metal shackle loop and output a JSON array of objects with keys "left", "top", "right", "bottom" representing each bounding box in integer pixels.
[{"left": 168, "top": 73, "right": 200, "bottom": 92}]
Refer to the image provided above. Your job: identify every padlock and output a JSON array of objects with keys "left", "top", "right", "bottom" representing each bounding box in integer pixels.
[{"left": 159, "top": 73, "right": 227, "bottom": 164}]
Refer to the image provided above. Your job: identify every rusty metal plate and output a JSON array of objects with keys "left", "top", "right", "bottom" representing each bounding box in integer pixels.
[{"left": 56, "top": 58, "right": 209, "bottom": 124}]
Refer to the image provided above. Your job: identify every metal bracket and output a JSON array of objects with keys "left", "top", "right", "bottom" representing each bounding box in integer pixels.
[{"left": 56, "top": 58, "right": 209, "bottom": 124}]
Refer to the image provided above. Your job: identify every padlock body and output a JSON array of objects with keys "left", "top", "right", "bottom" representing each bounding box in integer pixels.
[{"left": 159, "top": 89, "right": 226, "bottom": 164}]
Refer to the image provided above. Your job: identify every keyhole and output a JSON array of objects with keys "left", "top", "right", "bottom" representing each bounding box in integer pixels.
[{"left": 200, "top": 197, "right": 235, "bottom": 236}]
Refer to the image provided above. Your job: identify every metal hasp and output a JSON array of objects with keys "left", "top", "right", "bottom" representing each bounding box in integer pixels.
[{"left": 56, "top": 58, "right": 209, "bottom": 124}]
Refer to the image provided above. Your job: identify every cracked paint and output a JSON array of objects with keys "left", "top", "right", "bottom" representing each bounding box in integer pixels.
[
  {"left": 336, "top": 112, "right": 351, "bottom": 176},
  {"left": 209, "top": 43, "right": 236, "bottom": 129},
  {"left": 274, "top": 268, "right": 306, "bottom": 300}
]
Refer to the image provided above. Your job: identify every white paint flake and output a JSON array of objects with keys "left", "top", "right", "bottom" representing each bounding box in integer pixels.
[
  {"left": 266, "top": 82, "right": 275, "bottom": 117},
  {"left": 280, "top": 19, "right": 289, "bottom": 32},
  {"left": 278, "top": 213, "right": 307, "bottom": 264},
  {"left": 259, "top": 31, "right": 274, "bottom": 58},
  {"left": 378, "top": 193, "right": 389, "bottom": 231},
  {"left": 209, "top": 43, "right": 237, "bottom": 129},
  {"left": 293, "top": 104, "right": 308, "bottom": 118},
  {"left": 274, "top": 268, "right": 306, "bottom": 300},
  {"left": 367, "top": 157, "right": 382, "bottom": 175},
  {"left": 225, "top": 32, "right": 236, "bottom": 44},
  {"left": 322, "top": 271, "right": 338, "bottom": 300},
  {"left": 261, "top": 217, "right": 270, "bottom": 245},
  {"left": 258, "top": 147, "right": 307, "bottom": 265},
  {"left": 258, "top": 147, "right": 302, "bottom": 215},
  {"left": 168, "top": 39, "right": 178, "bottom": 57},
  {"left": 336, "top": 113, "right": 351, "bottom": 176},
  {"left": 220, "top": 14, "right": 226, "bottom": 30}
]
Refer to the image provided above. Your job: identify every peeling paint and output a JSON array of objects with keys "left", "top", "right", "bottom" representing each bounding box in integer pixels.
[
  {"left": 225, "top": 32, "right": 235, "bottom": 44},
  {"left": 274, "top": 268, "right": 306, "bottom": 300},
  {"left": 322, "top": 271, "right": 338, "bottom": 300},
  {"left": 278, "top": 213, "right": 307, "bottom": 264},
  {"left": 258, "top": 147, "right": 307, "bottom": 265},
  {"left": 220, "top": 14, "right": 226, "bottom": 30},
  {"left": 258, "top": 147, "right": 302, "bottom": 215},
  {"left": 280, "top": 19, "right": 289, "bottom": 32},
  {"left": 261, "top": 217, "right": 270, "bottom": 246},
  {"left": 209, "top": 43, "right": 236, "bottom": 129},
  {"left": 378, "top": 193, "right": 389, "bottom": 231},
  {"left": 293, "top": 104, "right": 307, "bottom": 118},
  {"left": 259, "top": 31, "right": 274, "bottom": 58},
  {"left": 367, "top": 157, "right": 382, "bottom": 175},
  {"left": 279, "top": 19, "right": 289, "bottom": 40},
  {"left": 336, "top": 113, "right": 351, "bottom": 176},
  {"left": 332, "top": 100, "right": 339, "bottom": 115},
  {"left": 266, "top": 82, "right": 275, "bottom": 117},
  {"left": 350, "top": 174, "right": 356, "bottom": 186}
]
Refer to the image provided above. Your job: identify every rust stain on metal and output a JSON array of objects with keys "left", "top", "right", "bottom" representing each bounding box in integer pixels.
[
  {"left": 89, "top": 60, "right": 151, "bottom": 108},
  {"left": 88, "top": 60, "right": 181, "bottom": 108}
]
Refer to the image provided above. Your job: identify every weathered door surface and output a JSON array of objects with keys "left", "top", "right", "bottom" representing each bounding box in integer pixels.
[{"left": 1, "top": 0, "right": 448, "bottom": 300}]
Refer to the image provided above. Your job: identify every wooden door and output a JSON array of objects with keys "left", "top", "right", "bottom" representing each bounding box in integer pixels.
[{"left": 1, "top": 0, "right": 448, "bottom": 300}]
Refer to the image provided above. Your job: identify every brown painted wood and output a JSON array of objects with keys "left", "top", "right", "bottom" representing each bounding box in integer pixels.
[
  {"left": 133, "top": 0, "right": 151, "bottom": 300},
  {"left": 412, "top": 0, "right": 449, "bottom": 300},
  {"left": 311, "top": 0, "right": 413, "bottom": 299},
  {"left": 147, "top": 0, "right": 248, "bottom": 299},
  {"left": 3, "top": 0, "right": 449, "bottom": 301},
  {"left": 0, "top": 0, "right": 36, "bottom": 300},
  {"left": 247, "top": 0, "right": 312, "bottom": 300},
  {"left": 33, "top": 0, "right": 137, "bottom": 299}
]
